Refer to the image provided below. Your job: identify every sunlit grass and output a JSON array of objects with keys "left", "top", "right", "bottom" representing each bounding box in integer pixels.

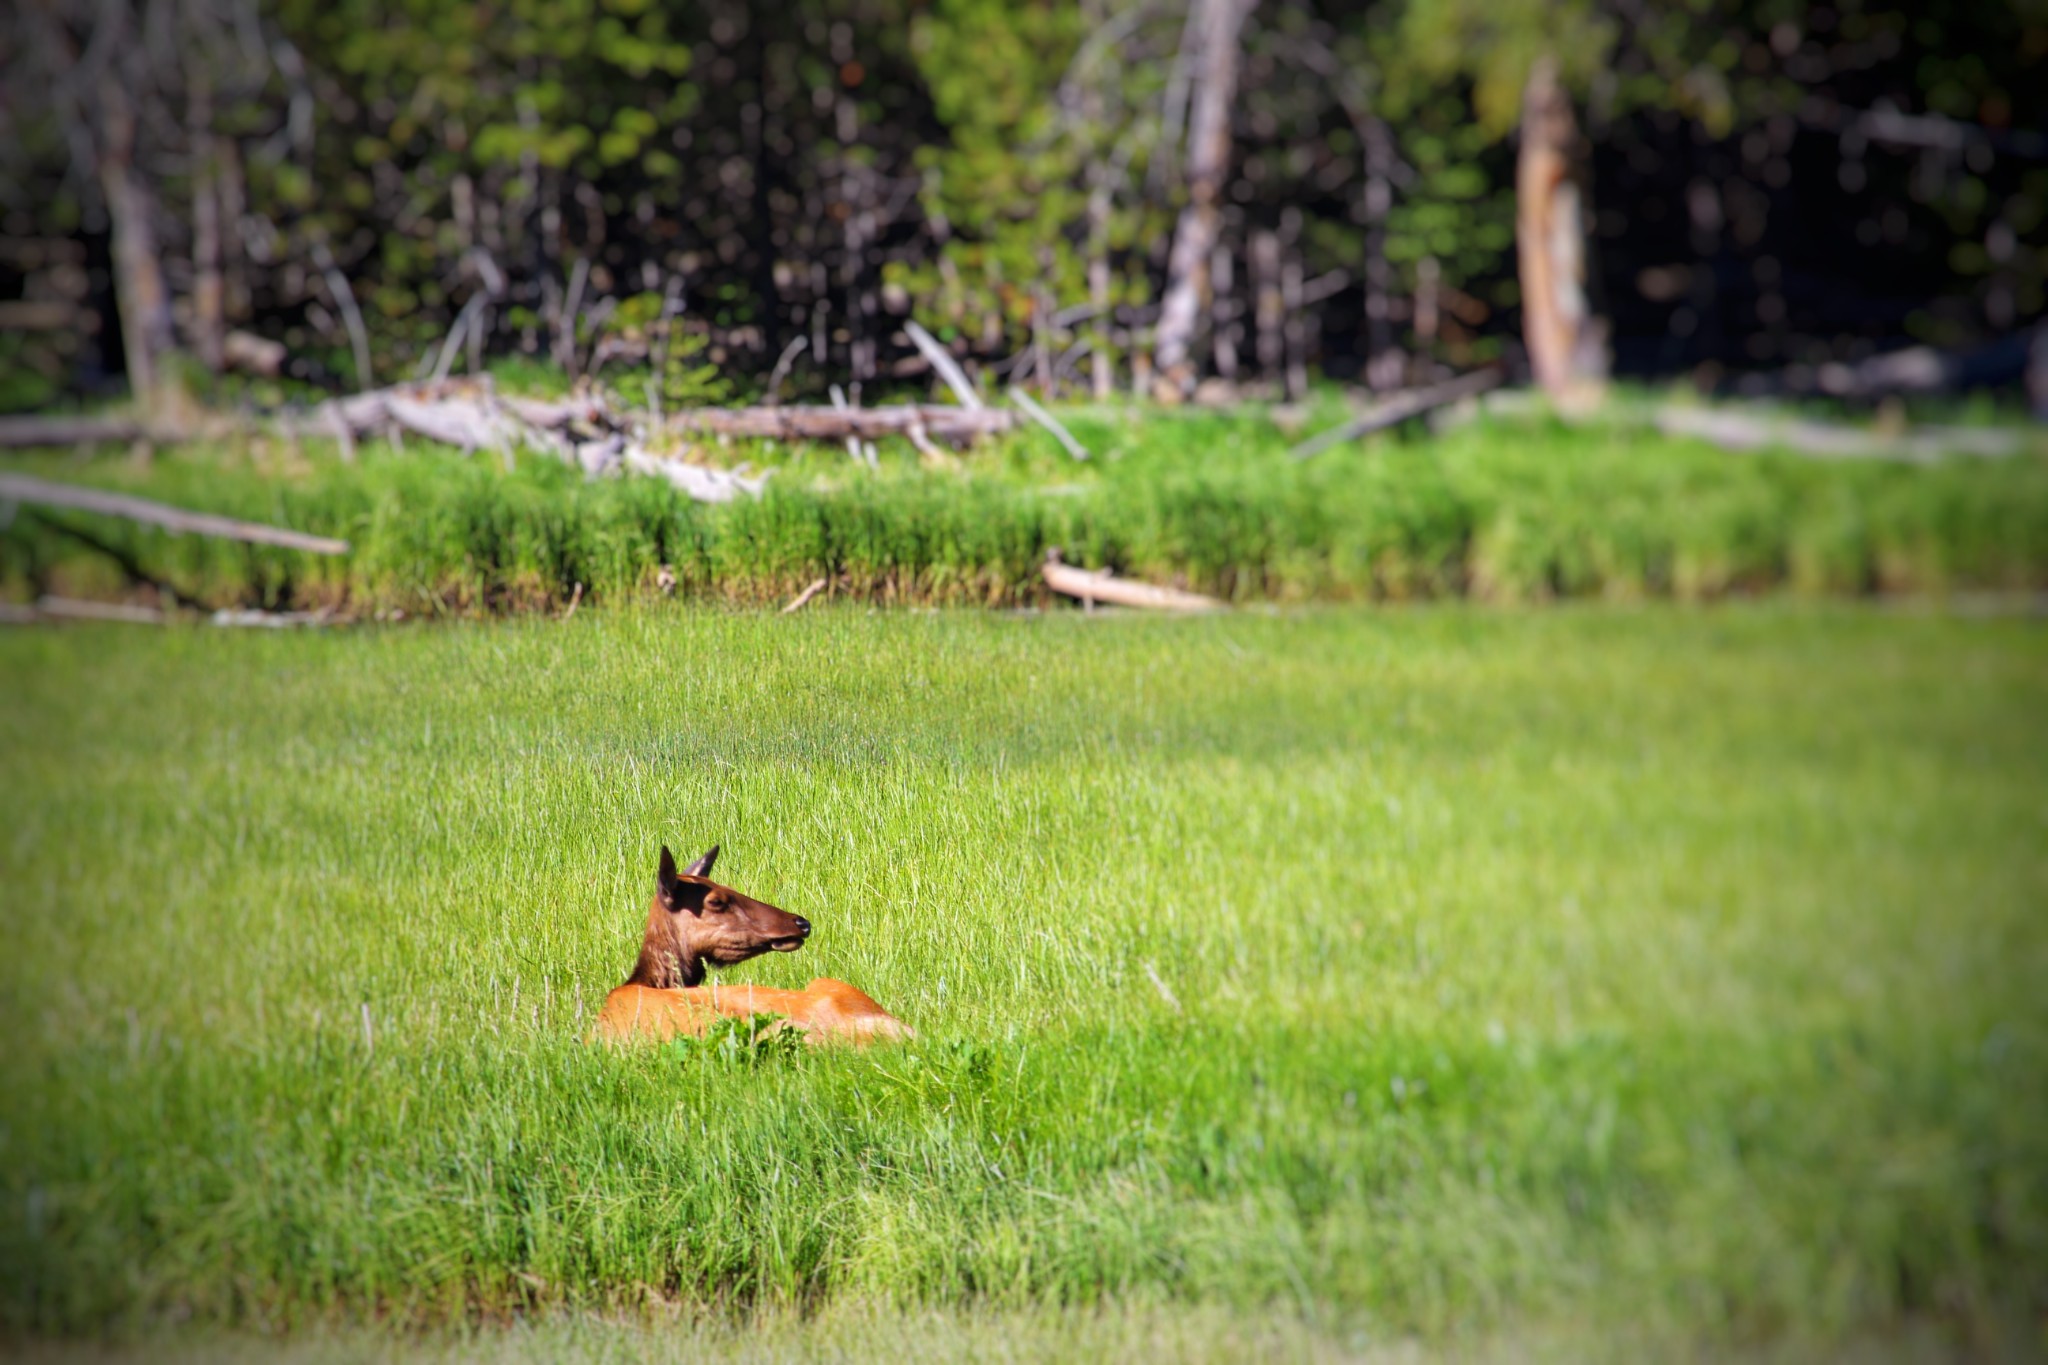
[
  {"left": 1, "top": 604, "right": 2043, "bottom": 1346},
  {"left": 5, "top": 410, "right": 2046, "bottom": 611}
]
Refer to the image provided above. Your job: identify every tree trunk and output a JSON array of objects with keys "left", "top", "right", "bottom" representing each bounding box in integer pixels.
[
  {"left": 1088, "top": 185, "right": 1114, "bottom": 400},
  {"left": 1209, "top": 243, "right": 1238, "bottom": 380},
  {"left": 1281, "top": 234, "right": 1307, "bottom": 401},
  {"left": 187, "top": 69, "right": 226, "bottom": 373},
  {"left": 747, "top": 20, "right": 782, "bottom": 363},
  {"left": 1515, "top": 57, "right": 1605, "bottom": 412},
  {"left": 99, "top": 76, "right": 175, "bottom": 407},
  {"left": 1251, "top": 228, "right": 1282, "bottom": 383},
  {"left": 1362, "top": 116, "right": 1400, "bottom": 389},
  {"left": 1152, "top": 0, "right": 1255, "bottom": 398}
]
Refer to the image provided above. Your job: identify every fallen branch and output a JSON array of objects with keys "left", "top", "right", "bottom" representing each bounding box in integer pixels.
[
  {"left": 312, "top": 241, "right": 374, "bottom": 394},
  {"left": 0, "top": 414, "right": 151, "bottom": 448},
  {"left": 620, "top": 447, "right": 772, "bottom": 502},
  {"left": 0, "top": 473, "right": 350, "bottom": 554},
  {"left": 1653, "top": 406, "right": 2029, "bottom": 463},
  {"left": 211, "top": 608, "right": 337, "bottom": 628},
  {"left": 24, "top": 509, "right": 208, "bottom": 608},
  {"left": 384, "top": 389, "right": 518, "bottom": 456},
  {"left": 429, "top": 293, "right": 488, "bottom": 384},
  {"left": 1290, "top": 369, "right": 1503, "bottom": 460},
  {"left": 781, "top": 577, "right": 829, "bottom": 614},
  {"left": 670, "top": 404, "right": 1014, "bottom": 444},
  {"left": 34, "top": 596, "right": 168, "bottom": 624},
  {"left": 903, "top": 320, "right": 985, "bottom": 410},
  {"left": 1041, "top": 549, "right": 1222, "bottom": 612},
  {"left": 829, "top": 384, "right": 872, "bottom": 468},
  {"left": 1009, "top": 387, "right": 1090, "bottom": 460},
  {"left": 763, "top": 336, "right": 808, "bottom": 405}
]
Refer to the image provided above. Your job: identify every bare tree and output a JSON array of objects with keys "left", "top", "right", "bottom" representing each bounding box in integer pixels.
[
  {"left": 1152, "top": 0, "right": 1255, "bottom": 398},
  {"left": 1515, "top": 57, "right": 1606, "bottom": 412}
]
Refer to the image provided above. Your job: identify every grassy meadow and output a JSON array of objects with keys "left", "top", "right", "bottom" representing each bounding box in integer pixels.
[
  {"left": 7, "top": 405, "right": 2048, "bottom": 613},
  {"left": 1, "top": 604, "right": 2045, "bottom": 1357}
]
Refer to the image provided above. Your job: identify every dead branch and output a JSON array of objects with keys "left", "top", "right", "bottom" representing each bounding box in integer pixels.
[
  {"left": 671, "top": 404, "right": 1014, "bottom": 444},
  {"left": 781, "top": 577, "right": 830, "bottom": 614},
  {"left": 1009, "top": 387, "right": 1090, "bottom": 460},
  {"left": 312, "top": 241, "right": 373, "bottom": 393},
  {"left": 1290, "top": 369, "right": 1504, "bottom": 459},
  {"left": 0, "top": 414, "right": 151, "bottom": 448},
  {"left": 429, "top": 293, "right": 488, "bottom": 383},
  {"left": 763, "top": 336, "right": 808, "bottom": 405},
  {"left": 34, "top": 596, "right": 168, "bottom": 624},
  {"left": 620, "top": 448, "right": 773, "bottom": 502},
  {"left": 384, "top": 388, "right": 517, "bottom": 454},
  {"left": 0, "top": 473, "right": 350, "bottom": 553},
  {"left": 211, "top": 608, "right": 338, "bottom": 628},
  {"left": 903, "top": 320, "right": 985, "bottom": 410},
  {"left": 1653, "top": 406, "right": 2030, "bottom": 463},
  {"left": 22, "top": 508, "right": 209, "bottom": 608},
  {"left": 1041, "top": 548, "right": 1223, "bottom": 612},
  {"left": 829, "top": 384, "right": 871, "bottom": 468}
]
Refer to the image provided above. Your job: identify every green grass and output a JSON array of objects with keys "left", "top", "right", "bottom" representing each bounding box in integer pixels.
[
  {"left": 6, "top": 406, "right": 2047, "bottom": 612},
  {"left": 1, "top": 605, "right": 2044, "bottom": 1352},
  {"left": 6, "top": 1299, "right": 2014, "bottom": 1365}
]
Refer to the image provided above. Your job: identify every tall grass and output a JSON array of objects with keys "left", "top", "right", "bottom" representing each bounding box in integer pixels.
[
  {"left": 1, "top": 606, "right": 2043, "bottom": 1346},
  {"left": 4, "top": 410, "right": 2046, "bottom": 612}
]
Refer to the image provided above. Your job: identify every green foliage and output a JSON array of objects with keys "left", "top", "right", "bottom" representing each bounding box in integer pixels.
[
  {"left": 664, "top": 1012, "right": 809, "bottom": 1068},
  {"left": 3, "top": 414, "right": 2045, "bottom": 614},
  {"left": 1390, "top": 0, "right": 1618, "bottom": 136},
  {"left": 0, "top": 607, "right": 2042, "bottom": 1339},
  {"left": 659, "top": 333, "right": 735, "bottom": 411}
]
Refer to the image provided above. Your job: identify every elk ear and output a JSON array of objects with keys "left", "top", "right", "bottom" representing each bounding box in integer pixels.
[
  {"left": 656, "top": 845, "right": 709, "bottom": 916},
  {"left": 683, "top": 844, "right": 719, "bottom": 878}
]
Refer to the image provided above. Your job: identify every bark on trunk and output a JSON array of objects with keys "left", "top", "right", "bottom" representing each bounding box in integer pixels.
[
  {"left": 187, "top": 70, "right": 226, "bottom": 373},
  {"left": 1209, "top": 244, "right": 1238, "bottom": 380},
  {"left": 1362, "top": 116, "right": 1400, "bottom": 390},
  {"left": 1515, "top": 57, "right": 1605, "bottom": 412},
  {"left": 1251, "top": 228, "right": 1282, "bottom": 382},
  {"left": 1088, "top": 186, "right": 1115, "bottom": 400},
  {"left": 1152, "top": 0, "right": 1255, "bottom": 397},
  {"left": 1280, "top": 219, "right": 1307, "bottom": 401},
  {"left": 99, "top": 77, "right": 175, "bottom": 407}
]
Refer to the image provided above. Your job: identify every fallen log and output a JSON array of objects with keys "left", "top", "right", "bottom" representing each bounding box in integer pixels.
[
  {"left": 0, "top": 473, "right": 350, "bottom": 554},
  {"left": 621, "top": 447, "right": 772, "bottom": 502},
  {"left": 1289, "top": 369, "right": 1504, "bottom": 459},
  {"left": 669, "top": 404, "right": 1014, "bottom": 444},
  {"left": 1652, "top": 406, "right": 2029, "bottom": 463},
  {"left": 0, "top": 414, "right": 151, "bottom": 448},
  {"left": 210, "top": 608, "right": 338, "bottom": 628},
  {"left": 383, "top": 391, "right": 519, "bottom": 454},
  {"left": 1041, "top": 549, "right": 1223, "bottom": 612},
  {"left": 35, "top": 596, "right": 168, "bottom": 624}
]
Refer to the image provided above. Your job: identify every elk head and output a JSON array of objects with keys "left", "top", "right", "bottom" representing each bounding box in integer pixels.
[{"left": 626, "top": 844, "right": 811, "bottom": 989}]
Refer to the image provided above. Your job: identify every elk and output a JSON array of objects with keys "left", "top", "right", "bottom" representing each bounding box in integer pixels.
[{"left": 592, "top": 844, "right": 912, "bottom": 1046}]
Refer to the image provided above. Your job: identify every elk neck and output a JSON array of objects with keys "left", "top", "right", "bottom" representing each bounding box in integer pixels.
[{"left": 626, "top": 897, "right": 705, "bottom": 989}]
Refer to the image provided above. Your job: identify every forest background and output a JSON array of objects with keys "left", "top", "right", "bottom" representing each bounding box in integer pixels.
[{"left": 2, "top": 0, "right": 2042, "bottom": 417}]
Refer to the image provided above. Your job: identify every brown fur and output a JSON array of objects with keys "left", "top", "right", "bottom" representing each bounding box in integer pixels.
[{"left": 592, "top": 844, "right": 911, "bottom": 1046}]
